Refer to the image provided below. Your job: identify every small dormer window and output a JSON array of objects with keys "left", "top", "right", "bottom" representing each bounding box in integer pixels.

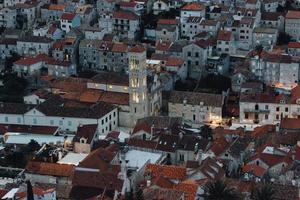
[
  {"left": 296, "top": 99, "right": 300, "bottom": 105},
  {"left": 80, "top": 138, "right": 87, "bottom": 144},
  {"left": 280, "top": 100, "right": 285, "bottom": 104}
]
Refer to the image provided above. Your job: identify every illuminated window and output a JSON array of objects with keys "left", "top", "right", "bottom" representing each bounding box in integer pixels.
[
  {"left": 109, "top": 85, "right": 112, "bottom": 89},
  {"left": 132, "top": 92, "right": 139, "bottom": 103},
  {"left": 124, "top": 87, "right": 128, "bottom": 91}
]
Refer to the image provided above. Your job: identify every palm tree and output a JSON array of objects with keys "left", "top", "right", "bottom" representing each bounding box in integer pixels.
[
  {"left": 252, "top": 185, "right": 275, "bottom": 200},
  {"left": 200, "top": 180, "right": 240, "bottom": 200}
]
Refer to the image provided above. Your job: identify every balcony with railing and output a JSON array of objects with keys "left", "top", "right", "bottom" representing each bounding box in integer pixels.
[{"left": 244, "top": 108, "right": 270, "bottom": 114}]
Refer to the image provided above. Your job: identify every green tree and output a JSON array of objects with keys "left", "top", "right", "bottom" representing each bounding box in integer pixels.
[
  {"left": 201, "top": 180, "right": 240, "bottom": 200},
  {"left": 26, "top": 180, "right": 34, "bottom": 200},
  {"left": 200, "top": 125, "right": 213, "bottom": 140},
  {"left": 277, "top": 32, "right": 292, "bottom": 45},
  {"left": 252, "top": 185, "right": 275, "bottom": 200},
  {"left": 5, "top": 152, "right": 27, "bottom": 168},
  {"left": 135, "top": 187, "right": 144, "bottom": 200},
  {"left": 22, "top": 140, "right": 41, "bottom": 153}
]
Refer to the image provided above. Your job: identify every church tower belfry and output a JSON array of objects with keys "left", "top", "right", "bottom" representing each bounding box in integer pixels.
[{"left": 129, "top": 45, "right": 149, "bottom": 126}]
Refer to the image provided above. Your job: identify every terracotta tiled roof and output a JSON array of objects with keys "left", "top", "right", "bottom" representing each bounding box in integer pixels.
[
  {"left": 79, "top": 90, "right": 103, "bottom": 103},
  {"left": 280, "top": 118, "right": 300, "bottom": 130},
  {"left": 156, "top": 41, "right": 172, "bottom": 52},
  {"left": 130, "top": 45, "right": 146, "bottom": 53},
  {"left": 53, "top": 40, "right": 65, "bottom": 49},
  {"left": 173, "top": 180, "right": 198, "bottom": 200},
  {"left": 90, "top": 72, "right": 129, "bottom": 86},
  {"left": 250, "top": 147, "right": 293, "bottom": 168},
  {"left": 78, "top": 147, "right": 118, "bottom": 172},
  {"left": 242, "top": 164, "right": 266, "bottom": 177},
  {"left": 127, "top": 138, "right": 157, "bottom": 149},
  {"left": 151, "top": 175, "right": 174, "bottom": 188},
  {"left": 113, "top": 10, "right": 138, "bottom": 20},
  {"left": 120, "top": 1, "right": 137, "bottom": 7},
  {"left": 132, "top": 121, "right": 151, "bottom": 134},
  {"left": 71, "top": 170, "right": 123, "bottom": 192},
  {"left": 261, "top": 12, "right": 283, "bottom": 21},
  {"left": 294, "top": 145, "right": 300, "bottom": 161},
  {"left": 47, "top": 59, "right": 71, "bottom": 67},
  {"left": 209, "top": 137, "right": 229, "bottom": 156},
  {"left": 0, "top": 189, "right": 7, "bottom": 199},
  {"left": 286, "top": 10, "right": 300, "bottom": 19},
  {"left": 213, "top": 127, "right": 245, "bottom": 139},
  {"left": 73, "top": 124, "right": 98, "bottom": 144},
  {"left": 0, "top": 124, "right": 59, "bottom": 135},
  {"left": 291, "top": 85, "right": 300, "bottom": 104},
  {"left": 288, "top": 41, "right": 300, "bottom": 49},
  {"left": 14, "top": 54, "right": 50, "bottom": 66},
  {"left": 111, "top": 43, "right": 128, "bottom": 52},
  {"left": 166, "top": 57, "right": 184, "bottom": 66},
  {"left": 99, "top": 92, "right": 129, "bottom": 105},
  {"left": 169, "top": 91, "right": 224, "bottom": 107},
  {"left": 251, "top": 125, "right": 276, "bottom": 138},
  {"left": 51, "top": 77, "right": 88, "bottom": 93},
  {"left": 61, "top": 13, "right": 76, "bottom": 20},
  {"left": 48, "top": 4, "right": 66, "bottom": 11},
  {"left": 16, "top": 188, "right": 55, "bottom": 199},
  {"left": 157, "top": 19, "right": 179, "bottom": 25},
  {"left": 145, "top": 164, "right": 187, "bottom": 180},
  {"left": 26, "top": 161, "right": 74, "bottom": 177},
  {"left": 182, "top": 2, "right": 204, "bottom": 11},
  {"left": 217, "top": 30, "right": 232, "bottom": 41}
]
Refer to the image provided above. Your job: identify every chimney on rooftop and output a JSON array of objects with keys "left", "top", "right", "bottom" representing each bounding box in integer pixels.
[{"left": 150, "top": 123, "right": 155, "bottom": 140}]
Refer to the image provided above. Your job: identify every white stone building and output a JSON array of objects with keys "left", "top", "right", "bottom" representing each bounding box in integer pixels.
[
  {"left": 285, "top": 11, "right": 300, "bottom": 41},
  {"left": 0, "top": 7, "right": 16, "bottom": 28},
  {"left": 239, "top": 85, "right": 300, "bottom": 125},
  {"left": 17, "top": 36, "right": 53, "bottom": 56},
  {"left": 0, "top": 97, "right": 118, "bottom": 133},
  {"left": 112, "top": 10, "right": 140, "bottom": 40},
  {"left": 168, "top": 91, "right": 224, "bottom": 126}
]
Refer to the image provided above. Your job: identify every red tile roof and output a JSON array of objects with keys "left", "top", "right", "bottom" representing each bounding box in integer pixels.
[
  {"left": 156, "top": 41, "right": 172, "bottom": 52},
  {"left": 209, "top": 137, "right": 229, "bottom": 156},
  {"left": 78, "top": 147, "right": 119, "bottom": 173},
  {"left": 242, "top": 164, "right": 266, "bottom": 177},
  {"left": 291, "top": 85, "right": 300, "bottom": 104},
  {"left": 16, "top": 188, "right": 55, "bottom": 199},
  {"left": 120, "top": 1, "right": 137, "bottom": 8},
  {"left": 286, "top": 10, "right": 300, "bottom": 19},
  {"left": 166, "top": 57, "right": 184, "bottom": 66},
  {"left": 48, "top": 4, "right": 66, "bottom": 11},
  {"left": 26, "top": 161, "right": 74, "bottom": 177},
  {"left": 61, "top": 13, "right": 76, "bottom": 20},
  {"left": 182, "top": 2, "right": 204, "bottom": 11},
  {"left": 151, "top": 175, "right": 174, "bottom": 188},
  {"left": 132, "top": 121, "right": 151, "bottom": 134},
  {"left": 111, "top": 43, "right": 128, "bottom": 52},
  {"left": 79, "top": 90, "right": 103, "bottom": 103},
  {"left": 14, "top": 54, "right": 50, "bottom": 66},
  {"left": 280, "top": 118, "right": 300, "bottom": 130},
  {"left": 0, "top": 189, "right": 7, "bottom": 199},
  {"left": 73, "top": 124, "right": 98, "bottom": 144},
  {"left": 0, "top": 124, "right": 59, "bottom": 135},
  {"left": 130, "top": 45, "right": 146, "bottom": 53},
  {"left": 173, "top": 180, "right": 198, "bottom": 200},
  {"left": 217, "top": 30, "right": 232, "bottom": 41},
  {"left": 99, "top": 91, "right": 129, "bottom": 105},
  {"left": 157, "top": 19, "right": 179, "bottom": 25},
  {"left": 145, "top": 163, "right": 187, "bottom": 180},
  {"left": 288, "top": 41, "right": 300, "bottom": 49},
  {"left": 113, "top": 10, "right": 138, "bottom": 20}
]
